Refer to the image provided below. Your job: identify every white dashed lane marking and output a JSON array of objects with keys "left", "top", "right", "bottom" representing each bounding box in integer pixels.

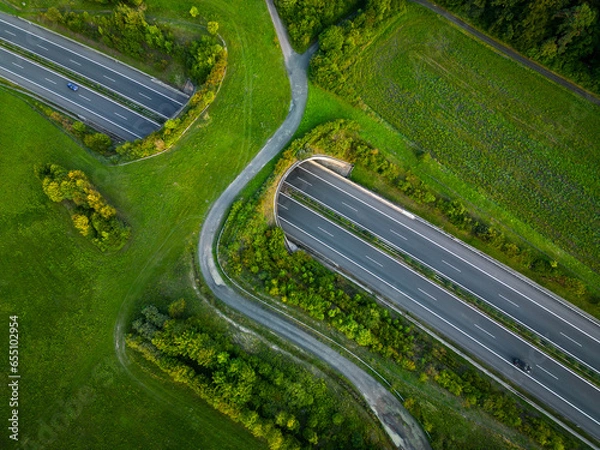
[
  {"left": 418, "top": 288, "right": 437, "bottom": 301},
  {"left": 317, "top": 226, "right": 334, "bottom": 237},
  {"left": 390, "top": 229, "right": 408, "bottom": 240},
  {"left": 342, "top": 201, "right": 358, "bottom": 212},
  {"left": 441, "top": 259, "right": 462, "bottom": 273},
  {"left": 560, "top": 332, "right": 583, "bottom": 347},
  {"left": 536, "top": 364, "right": 559, "bottom": 380},
  {"left": 474, "top": 323, "right": 495, "bottom": 339},
  {"left": 499, "top": 293, "right": 520, "bottom": 308},
  {"left": 365, "top": 255, "right": 383, "bottom": 268}
]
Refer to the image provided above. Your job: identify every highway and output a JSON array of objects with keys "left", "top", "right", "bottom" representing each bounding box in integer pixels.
[
  {"left": 0, "top": 46, "right": 159, "bottom": 140},
  {"left": 276, "top": 192, "right": 600, "bottom": 441},
  {"left": 283, "top": 160, "right": 600, "bottom": 375},
  {"left": 0, "top": 12, "right": 188, "bottom": 119}
]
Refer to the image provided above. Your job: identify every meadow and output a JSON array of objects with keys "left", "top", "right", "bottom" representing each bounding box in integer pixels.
[
  {"left": 0, "top": 0, "right": 289, "bottom": 447},
  {"left": 348, "top": 3, "right": 600, "bottom": 280}
]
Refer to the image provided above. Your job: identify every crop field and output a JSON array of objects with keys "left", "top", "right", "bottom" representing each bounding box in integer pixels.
[
  {"left": 349, "top": 3, "right": 600, "bottom": 275},
  {"left": 0, "top": 0, "right": 289, "bottom": 447}
]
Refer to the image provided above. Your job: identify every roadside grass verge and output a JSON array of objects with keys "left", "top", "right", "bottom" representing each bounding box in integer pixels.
[
  {"left": 0, "top": 0, "right": 289, "bottom": 447},
  {"left": 346, "top": 3, "right": 600, "bottom": 279}
]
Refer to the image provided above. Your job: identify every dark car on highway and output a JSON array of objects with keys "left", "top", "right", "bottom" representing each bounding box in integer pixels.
[
  {"left": 513, "top": 358, "right": 532, "bottom": 373},
  {"left": 67, "top": 82, "right": 79, "bottom": 91}
]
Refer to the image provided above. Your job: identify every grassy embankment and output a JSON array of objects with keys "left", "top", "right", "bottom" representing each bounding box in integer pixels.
[{"left": 0, "top": 0, "right": 290, "bottom": 447}]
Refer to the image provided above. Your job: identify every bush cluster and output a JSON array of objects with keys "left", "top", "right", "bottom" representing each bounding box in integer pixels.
[
  {"left": 274, "top": 0, "right": 363, "bottom": 52},
  {"left": 127, "top": 302, "right": 385, "bottom": 450},
  {"left": 36, "top": 104, "right": 114, "bottom": 155},
  {"left": 36, "top": 163, "right": 130, "bottom": 251}
]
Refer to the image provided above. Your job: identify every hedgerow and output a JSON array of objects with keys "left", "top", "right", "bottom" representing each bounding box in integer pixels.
[{"left": 127, "top": 300, "right": 388, "bottom": 449}]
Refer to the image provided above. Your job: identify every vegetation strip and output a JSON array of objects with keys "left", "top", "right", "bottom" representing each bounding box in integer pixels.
[{"left": 127, "top": 301, "right": 391, "bottom": 449}]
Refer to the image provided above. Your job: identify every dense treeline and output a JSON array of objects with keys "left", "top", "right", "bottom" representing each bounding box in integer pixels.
[
  {"left": 309, "top": 0, "right": 406, "bottom": 100},
  {"left": 435, "top": 0, "right": 600, "bottom": 93},
  {"left": 220, "top": 121, "right": 584, "bottom": 449},
  {"left": 43, "top": 3, "right": 223, "bottom": 84},
  {"left": 274, "top": 0, "right": 363, "bottom": 51},
  {"left": 36, "top": 163, "right": 130, "bottom": 251},
  {"left": 127, "top": 301, "right": 387, "bottom": 450}
]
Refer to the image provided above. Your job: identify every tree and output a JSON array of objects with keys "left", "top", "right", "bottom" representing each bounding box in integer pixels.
[
  {"left": 168, "top": 299, "right": 186, "bottom": 318},
  {"left": 72, "top": 214, "right": 91, "bottom": 236},
  {"left": 84, "top": 133, "right": 112, "bottom": 154},
  {"left": 207, "top": 21, "right": 219, "bottom": 36},
  {"left": 189, "top": 6, "right": 199, "bottom": 18},
  {"left": 45, "top": 7, "right": 63, "bottom": 23}
]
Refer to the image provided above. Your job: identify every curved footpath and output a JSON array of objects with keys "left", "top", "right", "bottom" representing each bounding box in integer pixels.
[{"left": 197, "top": 1, "right": 431, "bottom": 449}]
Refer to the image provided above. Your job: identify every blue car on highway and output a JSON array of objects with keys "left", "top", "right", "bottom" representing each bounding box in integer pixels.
[{"left": 67, "top": 82, "right": 79, "bottom": 91}]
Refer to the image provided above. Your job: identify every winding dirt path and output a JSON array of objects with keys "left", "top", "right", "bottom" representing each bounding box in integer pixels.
[{"left": 196, "top": 1, "right": 432, "bottom": 448}]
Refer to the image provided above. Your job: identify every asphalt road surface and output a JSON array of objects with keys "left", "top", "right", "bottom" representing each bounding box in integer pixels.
[
  {"left": 0, "top": 12, "right": 188, "bottom": 118},
  {"left": 0, "top": 46, "right": 160, "bottom": 140},
  {"left": 276, "top": 192, "right": 600, "bottom": 441},
  {"left": 284, "top": 161, "right": 600, "bottom": 376}
]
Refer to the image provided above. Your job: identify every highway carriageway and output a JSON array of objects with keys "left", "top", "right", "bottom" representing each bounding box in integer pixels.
[
  {"left": 283, "top": 160, "right": 600, "bottom": 377},
  {"left": 0, "top": 46, "right": 159, "bottom": 140},
  {"left": 0, "top": 12, "right": 188, "bottom": 119},
  {"left": 276, "top": 192, "right": 600, "bottom": 441}
]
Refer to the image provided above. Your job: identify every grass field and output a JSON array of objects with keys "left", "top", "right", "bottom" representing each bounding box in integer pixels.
[
  {"left": 0, "top": 0, "right": 289, "bottom": 447},
  {"left": 347, "top": 3, "right": 600, "bottom": 279}
]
